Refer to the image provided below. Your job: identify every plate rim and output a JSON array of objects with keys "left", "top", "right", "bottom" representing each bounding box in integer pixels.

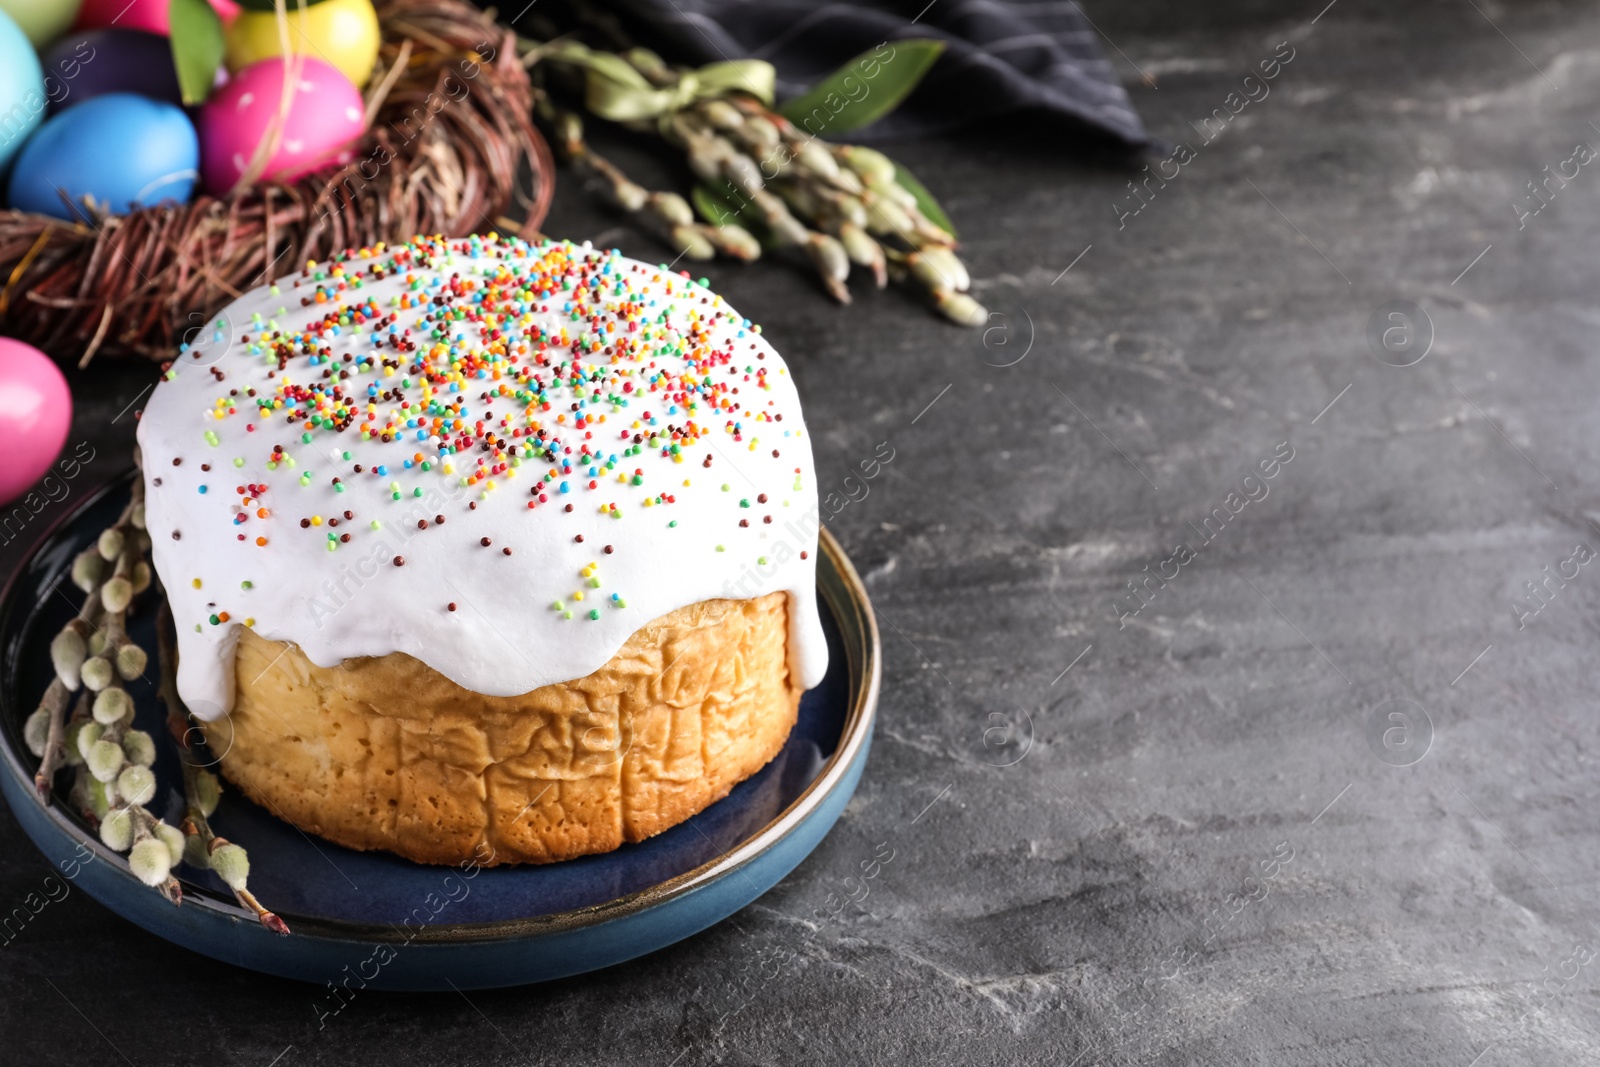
[{"left": 0, "top": 469, "right": 881, "bottom": 946}]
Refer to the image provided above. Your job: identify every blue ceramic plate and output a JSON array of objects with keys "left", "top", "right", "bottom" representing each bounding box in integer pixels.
[{"left": 0, "top": 473, "right": 879, "bottom": 990}]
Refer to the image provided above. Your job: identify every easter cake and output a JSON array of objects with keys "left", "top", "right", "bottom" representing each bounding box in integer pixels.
[{"left": 136, "top": 233, "right": 828, "bottom": 866}]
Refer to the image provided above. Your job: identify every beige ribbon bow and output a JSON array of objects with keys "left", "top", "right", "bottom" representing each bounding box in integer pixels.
[{"left": 551, "top": 43, "right": 776, "bottom": 122}]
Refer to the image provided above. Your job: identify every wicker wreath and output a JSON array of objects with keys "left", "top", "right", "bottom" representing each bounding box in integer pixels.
[{"left": 0, "top": 0, "right": 554, "bottom": 365}]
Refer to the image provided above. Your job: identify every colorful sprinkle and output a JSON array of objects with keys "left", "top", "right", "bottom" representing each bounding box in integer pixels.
[{"left": 165, "top": 235, "right": 814, "bottom": 634}]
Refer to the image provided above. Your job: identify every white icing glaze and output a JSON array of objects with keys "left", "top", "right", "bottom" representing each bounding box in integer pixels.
[{"left": 137, "top": 235, "right": 826, "bottom": 720}]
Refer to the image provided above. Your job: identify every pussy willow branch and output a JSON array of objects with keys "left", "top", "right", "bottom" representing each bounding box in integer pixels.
[
  {"left": 26, "top": 466, "right": 281, "bottom": 924},
  {"left": 27, "top": 472, "right": 187, "bottom": 903},
  {"left": 157, "top": 603, "right": 290, "bottom": 936},
  {"left": 524, "top": 43, "right": 986, "bottom": 325},
  {"left": 31, "top": 683, "right": 72, "bottom": 801},
  {"left": 30, "top": 494, "right": 130, "bottom": 800},
  {"left": 536, "top": 97, "right": 758, "bottom": 266}
]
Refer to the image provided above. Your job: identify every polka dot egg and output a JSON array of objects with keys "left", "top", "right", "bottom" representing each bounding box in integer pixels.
[{"left": 198, "top": 56, "right": 364, "bottom": 197}]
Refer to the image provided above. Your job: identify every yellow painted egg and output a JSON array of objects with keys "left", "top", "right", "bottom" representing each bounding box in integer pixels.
[{"left": 224, "top": 0, "right": 379, "bottom": 89}]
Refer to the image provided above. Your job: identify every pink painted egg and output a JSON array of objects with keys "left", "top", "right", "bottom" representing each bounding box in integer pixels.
[
  {"left": 73, "top": 0, "right": 237, "bottom": 36},
  {"left": 0, "top": 338, "right": 72, "bottom": 508},
  {"left": 198, "top": 56, "right": 364, "bottom": 196}
]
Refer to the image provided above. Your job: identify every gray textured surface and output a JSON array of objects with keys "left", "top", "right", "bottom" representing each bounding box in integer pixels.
[{"left": 5, "top": 1, "right": 1600, "bottom": 1063}]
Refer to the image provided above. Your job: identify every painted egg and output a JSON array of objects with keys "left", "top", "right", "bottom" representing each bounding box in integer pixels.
[
  {"left": 0, "top": 0, "right": 83, "bottom": 47},
  {"left": 41, "top": 29, "right": 183, "bottom": 113},
  {"left": 73, "top": 0, "right": 236, "bottom": 36},
  {"left": 7, "top": 93, "right": 198, "bottom": 220},
  {"left": 0, "top": 9, "right": 45, "bottom": 171},
  {"left": 0, "top": 339, "right": 72, "bottom": 509},
  {"left": 198, "top": 57, "right": 364, "bottom": 196},
  {"left": 225, "top": 0, "right": 378, "bottom": 88}
]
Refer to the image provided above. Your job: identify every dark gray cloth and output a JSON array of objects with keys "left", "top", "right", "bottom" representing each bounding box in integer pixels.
[{"left": 609, "top": 0, "right": 1149, "bottom": 146}]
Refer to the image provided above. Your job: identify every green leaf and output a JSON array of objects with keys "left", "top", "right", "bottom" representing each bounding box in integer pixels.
[
  {"left": 691, "top": 184, "right": 734, "bottom": 227},
  {"left": 778, "top": 39, "right": 945, "bottom": 136},
  {"left": 893, "top": 162, "right": 957, "bottom": 238},
  {"left": 692, "top": 183, "right": 755, "bottom": 228},
  {"left": 168, "top": 0, "right": 225, "bottom": 106},
  {"left": 692, "top": 184, "right": 783, "bottom": 250}
]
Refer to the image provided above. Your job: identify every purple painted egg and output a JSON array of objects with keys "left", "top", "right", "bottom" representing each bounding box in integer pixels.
[
  {"left": 41, "top": 29, "right": 183, "bottom": 114},
  {"left": 198, "top": 57, "right": 364, "bottom": 197}
]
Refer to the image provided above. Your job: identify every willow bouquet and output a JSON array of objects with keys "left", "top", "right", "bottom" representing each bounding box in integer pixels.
[
  {"left": 24, "top": 461, "right": 287, "bottom": 932},
  {"left": 525, "top": 35, "right": 986, "bottom": 326}
]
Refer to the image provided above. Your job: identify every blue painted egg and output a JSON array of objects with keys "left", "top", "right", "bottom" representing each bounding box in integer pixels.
[
  {"left": 41, "top": 29, "right": 184, "bottom": 114},
  {"left": 0, "top": 8, "right": 46, "bottom": 172},
  {"left": 6, "top": 92, "right": 198, "bottom": 220}
]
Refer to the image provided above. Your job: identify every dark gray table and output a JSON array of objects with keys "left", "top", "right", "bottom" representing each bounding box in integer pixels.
[{"left": 5, "top": 2, "right": 1599, "bottom": 1063}]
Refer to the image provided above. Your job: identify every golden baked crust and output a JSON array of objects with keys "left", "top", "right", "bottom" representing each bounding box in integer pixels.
[{"left": 201, "top": 593, "right": 801, "bottom": 866}]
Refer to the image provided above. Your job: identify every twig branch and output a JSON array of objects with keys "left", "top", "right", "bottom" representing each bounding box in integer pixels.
[
  {"left": 157, "top": 603, "right": 290, "bottom": 936},
  {"left": 32, "top": 680, "right": 72, "bottom": 800}
]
